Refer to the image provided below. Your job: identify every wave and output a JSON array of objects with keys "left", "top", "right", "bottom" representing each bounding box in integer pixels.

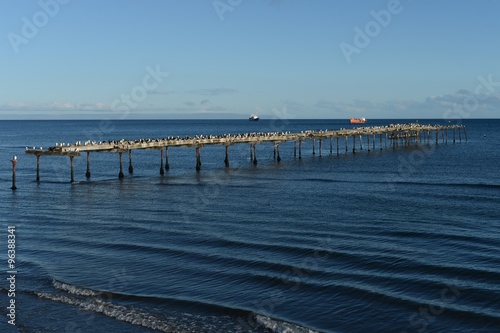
[
  {"left": 35, "top": 280, "right": 318, "bottom": 333},
  {"left": 300, "top": 178, "right": 500, "bottom": 189}
]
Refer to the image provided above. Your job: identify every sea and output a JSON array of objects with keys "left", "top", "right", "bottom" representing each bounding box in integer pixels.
[{"left": 0, "top": 118, "right": 499, "bottom": 333}]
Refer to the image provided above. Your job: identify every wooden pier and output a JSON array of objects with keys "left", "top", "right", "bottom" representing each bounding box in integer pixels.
[{"left": 24, "top": 123, "right": 466, "bottom": 183}]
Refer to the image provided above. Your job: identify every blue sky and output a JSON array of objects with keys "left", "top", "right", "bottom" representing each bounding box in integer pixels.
[{"left": 1, "top": 0, "right": 500, "bottom": 119}]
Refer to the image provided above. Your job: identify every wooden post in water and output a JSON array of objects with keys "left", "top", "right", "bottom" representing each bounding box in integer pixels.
[
  {"left": 36, "top": 154, "right": 41, "bottom": 182},
  {"left": 195, "top": 146, "right": 202, "bottom": 171},
  {"left": 160, "top": 148, "right": 165, "bottom": 175},
  {"left": 70, "top": 155, "right": 75, "bottom": 183},
  {"left": 86, "top": 152, "right": 91, "bottom": 178},
  {"left": 128, "top": 150, "right": 134, "bottom": 174},
  {"left": 276, "top": 143, "right": 281, "bottom": 162},
  {"left": 273, "top": 142, "right": 277, "bottom": 160},
  {"left": 224, "top": 145, "right": 229, "bottom": 167},
  {"left": 372, "top": 134, "right": 376, "bottom": 151},
  {"left": 379, "top": 134, "right": 383, "bottom": 150},
  {"left": 118, "top": 152, "right": 124, "bottom": 179},
  {"left": 458, "top": 127, "right": 462, "bottom": 143},
  {"left": 253, "top": 144, "right": 257, "bottom": 165},
  {"left": 367, "top": 135, "right": 371, "bottom": 152},
  {"left": 352, "top": 135, "right": 356, "bottom": 153},
  {"left": 345, "top": 136, "right": 348, "bottom": 152},
  {"left": 336, "top": 137, "right": 340, "bottom": 156},
  {"left": 330, "top": 137, "right": 333, "bottom": 155},
  {"left": 298, "top": 140, "right": 302, "bottom": 159},
  {"left": 359, "top": 135, "right": 363, "bottom": 150},
  {"left": 312, "top": 139, "right": 316, "bottom": 155},
  {"left": 294, "top": 141, "right": 297, "bottom": 158},
  {"left": 250, "top": 143, "right": 253, "bottom": 161},
  {"left": 435, "top": 129, "right": 439, "bottom": 144},
  {"left": 11, "top": 156, "right": 17, "bottom": 190},
  {"left": 165, "top": 147, "right": 170, "bottom": 170},
  {"left": 319, "top": 139, "right": 322, "bottom": 157}
]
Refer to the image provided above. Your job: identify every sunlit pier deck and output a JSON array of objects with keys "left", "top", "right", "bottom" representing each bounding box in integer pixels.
[{"left": 25, "top": 123, "right": 467, "bottom": 182}]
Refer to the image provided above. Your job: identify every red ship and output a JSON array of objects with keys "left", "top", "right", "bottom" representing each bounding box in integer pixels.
[{"left": 349, "top": 117, "right": 367, "bottom": 124}]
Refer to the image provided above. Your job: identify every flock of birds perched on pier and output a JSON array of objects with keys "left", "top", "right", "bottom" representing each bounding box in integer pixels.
[{"left": 25, "top": 123, "right": 463, "bottom": 153}]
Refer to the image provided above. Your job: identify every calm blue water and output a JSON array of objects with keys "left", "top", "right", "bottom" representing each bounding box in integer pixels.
[{"left": 0, "top": 119, "right": 499, "bottom": 333}]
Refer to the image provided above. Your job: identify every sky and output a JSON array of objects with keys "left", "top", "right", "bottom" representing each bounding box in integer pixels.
[{"left": 1, "top": 0, "right": 500, "bottom": 120}]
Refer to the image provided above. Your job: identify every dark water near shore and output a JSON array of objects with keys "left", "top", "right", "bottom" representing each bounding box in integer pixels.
[{"left": 0, "top": 119, "right": 499, "bottom": 333}]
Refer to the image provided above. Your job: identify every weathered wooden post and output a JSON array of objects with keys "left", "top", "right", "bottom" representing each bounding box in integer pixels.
[
  {"left": 118, "top": 152, "right": 124, "bottom": 179},
  {"left": 273, "top": 142, "right": 277, "bottom": 160},
  {"left": 312, "top": 139, "right": 316, "bottom": 155},
  {"left": 128, "top": 150, "right": 134, "bottom": 174},
  {"left": 86, "top": 152, "right": 91, "bottom": 178},
  {"left": 165, "top": 147, "right": 170, "bottom": 170},
  {"left": 196, "top": 146, "right": 202, "bottom": 171},
  {"left": 373, "top": 134, "right": 376, "bottom": 150},
  {"left": 379, "top": 134, "right": 383, "bottom": 150},
  {"left": 36, "top": 154, "right": 41, "bottom": 182},
  {"left": 294, "top": 141, "right": 297, "bottom": 158},
  {"left": 367, "top": 134, "right": 371, "bottom": 152},
  {"left": 70, "top": 155, "right": 75, "bottom": 183},
  {"left": 345, "top": 136, "right": 348, "bottom": 152},
  {"left": 298, "top": 140, "right": 302, "bottom": 159},
  {"left": 330, "top": 137, "right": 333, "bottom": 154},
  {"left": 359, "top": 135, "right": 363, "bottom": 150},
  {"left": 435, "top": 129, "right": 439, "bottom": 144},
  {"left": 352, "top": 135, "right": 356, "bottom": 153},
  {"left": 336, "top": 137, "right": 340, "bottom": 156},
  {"left": 253, "top": 144, "right": 257, "bottom": 165},
  {"left": 250, "top": 144, "right": 253, "bottom": 161},
  {"left": 160, "top": 148, "right": 165, "bottom": 175},
  {"left": 276, "top": 143, "right": 281, "bottom": 162},
  {"left": 224, "top": 145, "right": 229, "bottom": 167},
  {"left": 318, "top": 139, "right": 322, "bottom": 157},
  {"left": 11, "top": 156, "right": 17, "bottom": 190}
]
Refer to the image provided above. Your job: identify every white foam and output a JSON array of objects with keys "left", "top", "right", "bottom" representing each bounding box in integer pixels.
[
  {"left": 255, "top": 314, "right": 319, "bottom": 333},
  {"left": 52, "top": 280, "right": 101, "bottom": 297},
  {"left": 36, "top": 291, "right": 182, "bottom": 333}
]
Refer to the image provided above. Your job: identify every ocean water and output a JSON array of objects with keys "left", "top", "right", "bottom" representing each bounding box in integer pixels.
[{"left": 0, "top": 119, "right": 499, "bottom": 333}]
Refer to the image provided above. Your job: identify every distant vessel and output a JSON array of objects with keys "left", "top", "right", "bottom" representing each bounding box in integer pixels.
[
  {"left": 249, "top": 115, "right": 259, "bottom": 121},
  {"left": 349, "top": 117, "right": 366, "bottom": 124}
]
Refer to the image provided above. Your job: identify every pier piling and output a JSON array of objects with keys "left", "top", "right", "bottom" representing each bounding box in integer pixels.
[
  {"left": 276, "top": 143, "right": 281, "bottom": 162},
  {"left": 128, "top": 150, "right": 134, "bottom": 174},
  {"left": 86, "top": 152, "right": 91, "bottom": 178},
  {"left": 165, "top": 147, "right": 170, "bottom": 170},
  {"left": 196, "top": 147, "right": 202, "bottom": 171},
  {"left": 253, "top": 144, "right": 257, "bottom": 165},
  {"left": 160, "top": 148, "right": 165, "bottom": 175},
  {"left": 70, "top": 156, "right": 75, "bottom": 183},
  {"left": 298, "top": 140, "right": 302, "bottom": 159},
  {"left": 225, "top": 145, "right": 229, "bottom": 167},
  {"left": 11, "top": 157, "right": 17, "bottom": 190},
  {"left": 118, "top": 152, "right": 124, "bottom": 179},
  {"left": 36, "top": 154, "right": 41, "bottom": 182},
  {"left": 319, "top": 139, "right": 322, "bottom": 157},
  {"left": 312, "top": 139, "right": 316, "bottom": 156},
  {"left": 294, "top": 141, "right": 297, "bottom": 158}
]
